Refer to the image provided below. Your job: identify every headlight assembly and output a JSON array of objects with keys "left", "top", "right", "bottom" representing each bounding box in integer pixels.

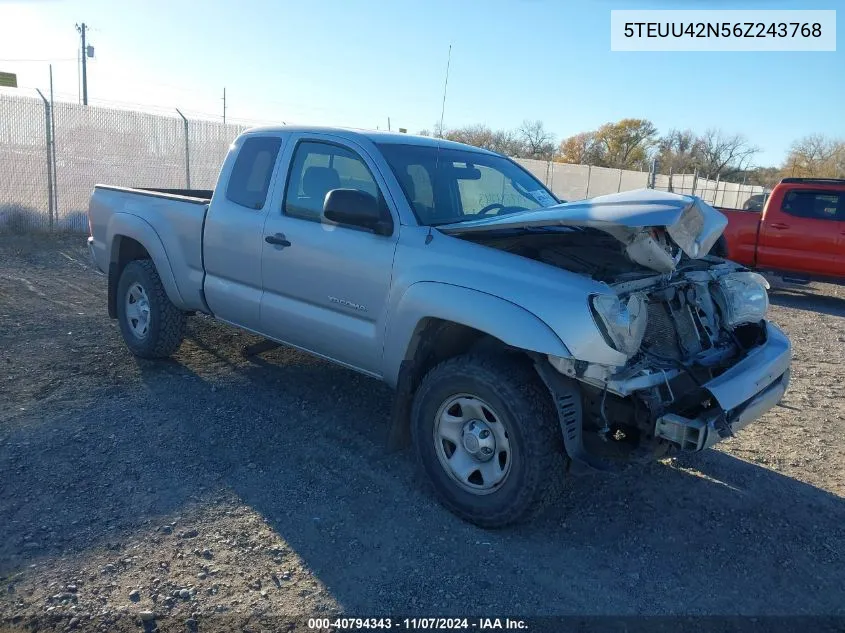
[
  {"left": 589, "top": 293, "right": 647, "bottom": 357},
  {"left": 713, "top": 271, "right": 770, "bottom": 328}
]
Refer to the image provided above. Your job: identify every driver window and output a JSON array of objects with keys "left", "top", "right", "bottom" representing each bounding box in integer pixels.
[{"left": 284, "top": 141, "right": 381, "bottom": 222}]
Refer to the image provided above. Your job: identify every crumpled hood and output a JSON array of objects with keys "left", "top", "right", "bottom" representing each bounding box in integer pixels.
[{"left": 438, "top": 189, "right": 728, "bottom": 273}]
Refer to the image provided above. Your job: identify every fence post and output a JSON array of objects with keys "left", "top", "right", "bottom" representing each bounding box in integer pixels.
[
  {"left": 617, "top": 169, "right": 623, "bottom": 192},
  {"left": 585, "top": 166, "right": 592, "bottom": 199},
  {"left": 691, "top": 169, "right": 699, "bottom": 197},
  {"left": 175, "top": 108, "right": 191, "bottom": 189},
  {"left": 713, "top": 173, "right": 720, "bottom": 205},
  {"left": 648, "top": 158, "right": 657, "bottom": 189},
  {"left": 35, "top": 89, "right": 55, "bottom": 231}
]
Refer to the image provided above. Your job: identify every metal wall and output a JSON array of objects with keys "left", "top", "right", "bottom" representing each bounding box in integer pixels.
[{"left": 515, "top": 158, "right": 765, "bottom": 207}]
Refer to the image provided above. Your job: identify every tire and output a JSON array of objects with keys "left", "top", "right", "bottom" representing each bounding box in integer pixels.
[
  {"left": 116, "top": 259, "right": 186, "bottom": 359},
  {"left": 410, "top": 354, "right": 568, "bottom": 528}
]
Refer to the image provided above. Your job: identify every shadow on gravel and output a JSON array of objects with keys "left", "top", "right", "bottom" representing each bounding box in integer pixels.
[
  {"left": 2, "top": 328, "right": 844, "bottom": 616},
  {"left": 769, "top": 288, "right": 845, "bottom": 318}
]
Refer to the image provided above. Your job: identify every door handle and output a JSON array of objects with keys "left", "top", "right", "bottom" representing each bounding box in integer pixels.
[
  {"left": 769, "top": 223, "right": 790, "bottom": 230},
  {"left": 265, "top": 233, "right": 291, "bottom": 247}
]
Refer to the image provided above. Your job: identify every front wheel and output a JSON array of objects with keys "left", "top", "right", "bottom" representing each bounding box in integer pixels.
[
  {"left": 410, "top": 354, "right": 568, "bottom": 528},
  {"left": 116, "top": 259, "right": 186, "bottom": 359}
]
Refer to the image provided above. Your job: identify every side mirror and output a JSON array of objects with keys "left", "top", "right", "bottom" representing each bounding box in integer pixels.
[{"left": 323, "top": 189, "right": 392, "bottom": 236}]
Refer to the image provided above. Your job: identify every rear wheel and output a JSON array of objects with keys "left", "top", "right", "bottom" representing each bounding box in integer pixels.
[
  {"left": 410, "top": 354, "right": 568, "bottom": 528},
  {"left": 116, "top": 259, "right": 186, "bottom": 358}
]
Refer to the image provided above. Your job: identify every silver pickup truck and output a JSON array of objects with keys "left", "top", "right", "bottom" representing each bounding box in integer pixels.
[{"left": 87, "top": 125, "right": 791, "bottom": 527}]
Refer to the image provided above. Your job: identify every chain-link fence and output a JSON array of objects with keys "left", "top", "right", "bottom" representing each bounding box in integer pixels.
[
  {"left": 0, "top": 93, "right": 51, "bottom": 232},
  {"left": 0, "top": 90, "right": 767, "bottom": 233},
  {"left": 1, "top": 91, "right": 250, "bottom": 233}
]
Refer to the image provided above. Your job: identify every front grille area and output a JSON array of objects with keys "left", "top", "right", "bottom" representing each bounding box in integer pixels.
[{"left": 643, "top": 301, "right": 703, "bottom": 360}]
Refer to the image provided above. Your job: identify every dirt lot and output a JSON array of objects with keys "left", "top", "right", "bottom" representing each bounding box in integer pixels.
[{"left": 1, "top": 234, "right": 844, "bottom": 631}]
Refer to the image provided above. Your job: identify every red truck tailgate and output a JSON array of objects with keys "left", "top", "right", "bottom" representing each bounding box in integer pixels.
[{"left": 716, "top": 207, "right": 761, "bottom": 266}]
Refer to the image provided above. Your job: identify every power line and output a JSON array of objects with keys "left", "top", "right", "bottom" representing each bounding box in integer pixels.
[{"left": 0, "top": 58, "right": 77, "bottom": 63}]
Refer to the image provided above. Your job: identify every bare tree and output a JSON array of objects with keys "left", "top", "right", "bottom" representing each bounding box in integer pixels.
[
  {"left": 443, "top": 124, "right": 496, "bottom": 150},
  {"left": 656, "top": 129, "right": 702, "bottom": 174},
  {"left": 434, "top": 124, "right": 526, "bottom": 156},
  {"left": 783, "top": 134, "right": 845, "bottom": 178},
  {"left": 697, "top": 129, "right": 760, "bottom": 179},
  {"left": 518, "top": 120, "right": 556, "bottom": 160},
  {"left": 489, "top": 129, "right": 525, "bottom": 157}
]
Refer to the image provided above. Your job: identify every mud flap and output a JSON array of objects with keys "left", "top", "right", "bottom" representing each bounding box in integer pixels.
[
  {"left": 387, "top": 360, "right": 415, "bottom": 452},
  {"left": 534, "top": 360, "right": 632, "bottom": 474}
]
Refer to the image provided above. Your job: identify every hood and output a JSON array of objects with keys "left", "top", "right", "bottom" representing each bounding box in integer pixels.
[{"left": 438, "top": 189, "right": 728, "bottom": 273}]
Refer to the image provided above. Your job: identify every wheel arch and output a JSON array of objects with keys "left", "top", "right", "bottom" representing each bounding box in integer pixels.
[
  {"left": 384, "top": 282, "right": 571, "bottom": 451},
  {"left": 384, "top": 282, "right": 571, "bottom": 388},
  {"left": 106, "top": 214, "right": 185, "bottom": 318}
]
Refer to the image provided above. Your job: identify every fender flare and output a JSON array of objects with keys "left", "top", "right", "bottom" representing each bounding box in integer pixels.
[
  {"left": 382, "top": 282, "right": 571, "bottom": 388},
  {"left": 106, "top": 213, "right": 186, "bottom": 317}
]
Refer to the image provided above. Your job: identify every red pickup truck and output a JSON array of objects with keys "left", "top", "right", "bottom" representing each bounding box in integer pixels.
[{"left": 715, "top": 178, "right": 845, "bottom": 283}]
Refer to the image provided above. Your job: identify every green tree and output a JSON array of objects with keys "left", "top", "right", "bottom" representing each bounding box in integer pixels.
[
  {"left": 558, "top": 132, "right": 600, "bottom": 165},
  {"left": 592, "top": 118, "right": 658, "bottom": 169}
]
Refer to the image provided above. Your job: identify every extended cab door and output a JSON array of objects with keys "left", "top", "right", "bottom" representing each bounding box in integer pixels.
[
  {"left": 258, "top": 135, "right": 399, "bottom": 376},
  {"left": 756, "top": 188, "right": 845, "bottom": 277},
  {"left": 203, "top": 134, "right": 286, "bottom": 329}
]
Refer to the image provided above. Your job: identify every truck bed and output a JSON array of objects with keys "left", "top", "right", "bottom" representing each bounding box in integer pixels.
[
  {"left": 88, "top": 185, "right": 210, "bottom": 313},
  {"left": 715, "top": 206, "right": 761, "bottom": 266}
]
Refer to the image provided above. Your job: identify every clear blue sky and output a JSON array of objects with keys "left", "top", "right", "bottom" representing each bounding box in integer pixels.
[{"left": 1, "top": 0, "right": 842, "bottom": 166}]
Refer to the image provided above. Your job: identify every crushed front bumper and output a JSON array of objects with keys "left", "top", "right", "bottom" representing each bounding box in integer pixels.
[{"left": 655, "top": 322, "right": 791, "bottom": 451}]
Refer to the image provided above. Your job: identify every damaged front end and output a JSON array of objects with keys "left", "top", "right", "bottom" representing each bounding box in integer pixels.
[
  {"left": 445, "top": 190, "right": 792, "bottom": 470},
  {"left": 538, "top": 263, "right": 790, "bottom": 470}
]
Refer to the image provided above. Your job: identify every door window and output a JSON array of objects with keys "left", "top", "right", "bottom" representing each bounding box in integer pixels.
[{"left": 284, "top": 141, "right": 382, "bottom": 222}]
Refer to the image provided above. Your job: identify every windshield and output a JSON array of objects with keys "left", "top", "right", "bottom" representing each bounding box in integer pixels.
[{"left": 376, "top": 143, "right": 559, "bottom": 226}]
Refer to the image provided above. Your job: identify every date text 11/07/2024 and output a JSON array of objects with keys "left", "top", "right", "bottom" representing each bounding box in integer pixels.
[{"left": 307, "top": 618, "right": 529, "bottom": 630}]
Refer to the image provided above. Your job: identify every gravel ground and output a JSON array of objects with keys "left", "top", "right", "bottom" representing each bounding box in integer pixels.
[{"left": 1, "top": 234, "right": 844, "bottom": 631}]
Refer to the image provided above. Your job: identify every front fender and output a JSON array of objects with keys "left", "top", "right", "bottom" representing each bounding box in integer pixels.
[
  {"left": 382, "top": 282, "right": 570, "bottom": 388},
  {"left": 107, "top": 213, "right": 186, "bottom": 313}
]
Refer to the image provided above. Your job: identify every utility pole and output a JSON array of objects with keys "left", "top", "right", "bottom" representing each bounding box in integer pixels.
[
  {"left": 76, "top": 22, "right": 89, "bottom": 105},
  {"left": 223, "top": 87, "right": 227, "bottom": 124}
]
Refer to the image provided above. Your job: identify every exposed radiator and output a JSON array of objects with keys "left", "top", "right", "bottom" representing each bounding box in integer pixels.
[{"left": 643, "top": 301, "right": 703, "bottom": 360}]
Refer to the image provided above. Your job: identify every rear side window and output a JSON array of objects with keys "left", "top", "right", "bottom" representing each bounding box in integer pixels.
[
  {"left": 781, "top": 190, "right": 843, "bottom": 221},
  {"left": 226, "top": 137, "right": 282, "bottom": 210}
]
